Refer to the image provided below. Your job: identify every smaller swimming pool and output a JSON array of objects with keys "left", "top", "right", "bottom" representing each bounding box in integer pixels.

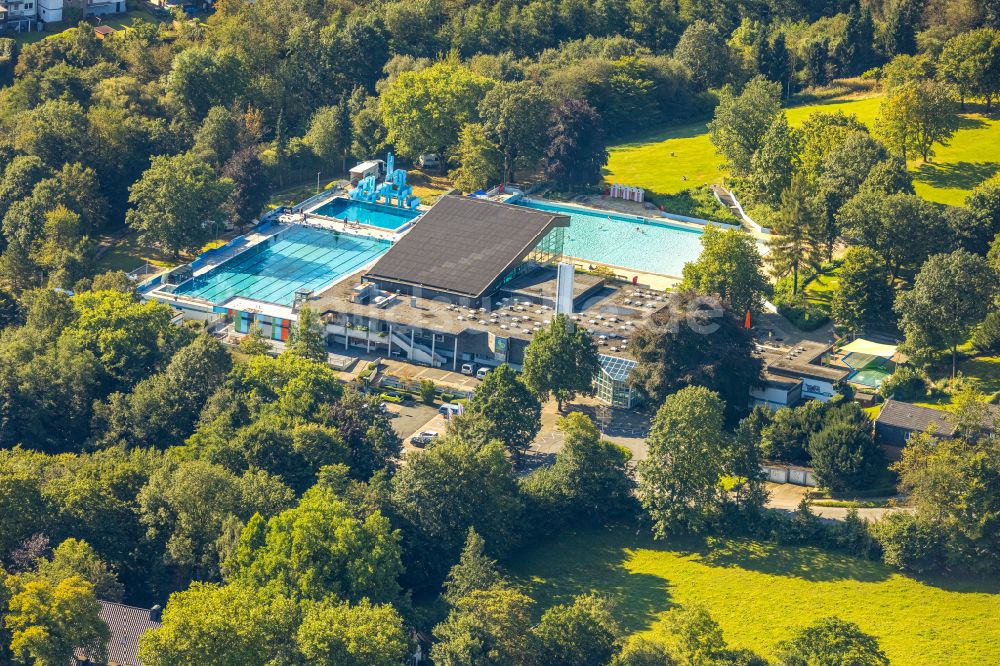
[{"left": 311, "top": 197, "right": 420, "bottom": 231}]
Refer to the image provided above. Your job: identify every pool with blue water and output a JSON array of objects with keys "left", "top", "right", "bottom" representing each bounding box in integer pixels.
[
  {"left": 173, "top": 225, "right": 389, "bottom": 306},
  {"left": 514, "top": 198, "right": 705, "bottom": 276},
  {"left": 311, "top": 197, "right": 420, "bottom": 231}
]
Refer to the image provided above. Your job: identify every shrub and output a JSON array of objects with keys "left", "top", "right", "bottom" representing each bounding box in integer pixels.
[
  {"left": 832, "top": 509, "right": 881, "bottom": 560},
  {"left": 870, "top": 513, "right": 947, "bottom": 574},
  {"left": 419, "top": 379, "right": 436, "bottom": 405},
  {"left": 773, "top": 276, "right": 830, "bottom": 332},
  {"left": 774, "top": 498, "right": 828, "bottom": 546},
  {"left": 808, "top": 419, "right": 884, "bottom": 492},
  {"left": 971, "top": 309, "right": 1000, "bottom": 354},
  {"left": 878, "top": 366, "right": 927, "bottom": 400}
]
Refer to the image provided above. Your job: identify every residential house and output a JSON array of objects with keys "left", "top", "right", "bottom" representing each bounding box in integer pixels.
[{"left": 74, "top": 600, "right": 162, "bottom": 666}]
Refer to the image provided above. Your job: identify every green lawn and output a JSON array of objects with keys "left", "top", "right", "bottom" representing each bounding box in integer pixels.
[
  {"left": 93, "top": 231, "right": 228, "bottom": 274},
  {"left": 911, "top": 355, "right": 1000, "bottom": 410},
  {"left": 267, "top": 179, "right": 339, "bottom": 209},
  {"left": 10, "top": 9, "right": 166, "bottom": 45},
  {"left": 802, "top": 264, "right": 841, "bottom": 316},
  {"left": 604, "top": 121, "right": 719, "bottom": 197},
  {"left": 604, "top": 96, "right": 884, "bottom": 199},
  {"left": 910, "top": 110, "right": 1000, "bottom": 206},
  {"left": 604, "top": 94, "right": 998, "bottom": 208},
  {"left": 510, "top": 526, "right": 1000, "bottom": 665}
]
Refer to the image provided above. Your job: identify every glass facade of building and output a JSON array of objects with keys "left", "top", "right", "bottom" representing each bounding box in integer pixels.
[
  {"left": 528, "top": 226, "right": 566, "bottom": 265},
  {"left": 595, "top": 354, "right": 637, "bottom": 408}
]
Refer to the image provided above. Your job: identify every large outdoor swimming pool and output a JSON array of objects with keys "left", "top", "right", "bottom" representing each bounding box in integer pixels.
[
  {"left": 311, "top": 197, "right": 420, "bottom": 231},
  {"left": 514, "top": 199, "right": 705, "bottom": 276},
  {"left": 173, "top": 225, "right": 390, "bottom": 306}
]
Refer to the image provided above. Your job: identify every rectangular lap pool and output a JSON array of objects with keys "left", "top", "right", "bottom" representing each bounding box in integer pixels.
[
  {"left": 311, "top": 197, "right": 420, "bottom": 231},
  {"left": 173, "top": 225, "right": 390, "bottom": 306},
  {"left": 514, "top": 199, "right": 705, "bottom": 276}
]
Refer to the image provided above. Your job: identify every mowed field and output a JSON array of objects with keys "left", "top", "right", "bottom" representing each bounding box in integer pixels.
[
  {"left": 510, "top": 526, "right": 1000, "bottom": 665},
  {"left": 604, "top": 94, "right": 999, "bottom": 206}
]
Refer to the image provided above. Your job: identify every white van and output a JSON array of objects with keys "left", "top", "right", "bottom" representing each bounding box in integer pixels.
[
  {"left": 439, "top": 403, "right": 461, "bottom": 419},
  {"left": 349, "top": 160, "right": 385, "bottom": 184},
  {"left": 417, "top": 154, "right": 441, "bottom": 169}
]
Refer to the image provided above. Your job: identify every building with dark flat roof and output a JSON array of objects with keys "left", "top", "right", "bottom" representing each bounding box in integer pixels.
[{"left": 364, "top": 195, "right": 569, "bottom": 305}]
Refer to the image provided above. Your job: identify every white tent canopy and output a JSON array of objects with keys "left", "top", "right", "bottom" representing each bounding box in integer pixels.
[{"left": 840, "top": 339, "right": 898, "bottom": 359}]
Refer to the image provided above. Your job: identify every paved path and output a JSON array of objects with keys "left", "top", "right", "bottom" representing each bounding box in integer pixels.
[
  {"left": 525, "top": 399, "right": 650, "bottom": 470},
  {"left": 766, "top": 483, "right": 911, "bottom": 521}
]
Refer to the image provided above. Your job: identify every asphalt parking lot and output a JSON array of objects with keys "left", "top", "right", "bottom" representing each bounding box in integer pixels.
[
  {"left": 384, "top": 402, "right": 441, "bottom": 442},
  {"left": 526, "top": 399, "right": 651, "bottom": 467}
]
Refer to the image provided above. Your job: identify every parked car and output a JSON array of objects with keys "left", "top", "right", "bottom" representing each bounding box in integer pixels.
[
  {"left": 476, "top": 367, "right": 490, "bottom": 380},
  {"left": 380, "top": 390, "right": 413, "bottom": 406},
  {"left": 439, "top": 403, "right": 461, "bottom": 418},
  {"left": 460, "top": 363, "right": 475, "bottom": 375},
  {"left": 410, "top": 431, "right": 439, "bottom": 447},
  {"left": 417, "top": 154, "right": 441, "bottom": 169}
]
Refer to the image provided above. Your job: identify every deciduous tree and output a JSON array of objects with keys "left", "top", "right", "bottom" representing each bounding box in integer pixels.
[
  {"left": 126, "top": 152, "right": 232, "bottom": 258},
  {"left": 808, "top": 404, "right": 884, "bottom": 492},
  {"left": 938, "top": 28, "right": 1000, "bottom": 110},
  {"left": 521, "top": 314, "right": 600, "bottom": 411},
  {"left": 520, "top": 412, "right": 634, "bottom": 535},
  {"left": 708, "top": 76, "right": 782, "bottom": 177},
  {"left": 629, "top": 291, "right": 762, "bottom": 421},
  {"left": 224, "top": 484, "right": 402, "bottom": 602},
  {"left": 673, "top": 20, "right": 731, "bottom": 90},
  {"left": 431, "top": 586, "right": 536, "bottom": 666},
  {"left": 682, "top": 226, "right": 771, "bottom": 315},
  {"left": 380, "top": 61, "right": 493, "bottom": 158},
  {"left": 479, "top": 81, "right": 549, "bottom": 183},
  {"left": 449, "top": 123, "right": 502, "bottom": 192},
  {"left": 296, "top": 598, "right": 408, "bottom": 666},
  {"left": 832, "top": 247, "right": 894, "bottom": 336},
  {"left": 541, "top": 99, "right": 608, "bottom": 190},
  {"left": 464, "top": 363, "right": 540, "bottom": 461},
  {"left": 895, "top": 249, "right": 997, "bottom": 375},
  {"left": 137, "top": 582, "right": 300, "bottom": 666},
  {"left": 777, "top": 617, "right": 888, "bottom": 666},
  {"left": 875, "top": 80, "right": 959, "bottom": 162},
  {"left": 532, "top": 595, "right": 620, "bottom": 666},
  {"left": 639, "top": 386, "right": 729, "bottom": 535},
  {"left": 4, "top": 575, "right": 108, "bottom": 666},
  {"left": 304, "top": 104, "right": 350, "bottom": 172},
  {"left": 390, "top": 437, "right": 521, "bottom": 586},
  {"left": 289, "top": 305, "right": 327, "bottom": 363}
]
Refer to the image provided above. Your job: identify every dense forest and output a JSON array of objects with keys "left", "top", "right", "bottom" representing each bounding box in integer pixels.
[{"left": 0, "top": 0, "right": 999, "bottom": 663}]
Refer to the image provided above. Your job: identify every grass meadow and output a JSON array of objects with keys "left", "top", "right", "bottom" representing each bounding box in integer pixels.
[
  {"left": 604, "top": 94, "right": 998, "bottom": 207},
  {"left": 510, "top": 525, "right": 1000, "bottom": 665}
]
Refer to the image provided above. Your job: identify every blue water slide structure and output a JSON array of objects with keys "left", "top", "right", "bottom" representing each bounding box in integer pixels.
[{"left": 348, "top": 174, "right": 378, "bottom": 203}]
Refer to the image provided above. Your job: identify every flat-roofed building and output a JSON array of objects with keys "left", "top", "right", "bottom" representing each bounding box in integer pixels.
[
  {"left": 364, "top": 195, "right": 569, "bottom": 307},
  {"left": 309, "top": 196, "right": 654, "bottom": 392},
  {"left": 752, "top": 340, "right": 849, "bottom": 408}
]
